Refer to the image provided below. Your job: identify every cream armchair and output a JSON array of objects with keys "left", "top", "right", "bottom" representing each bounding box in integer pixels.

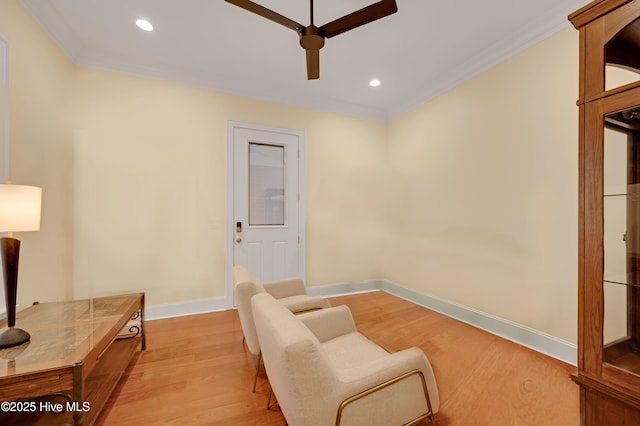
[
  {"left": 232, "top": 265, "right": 331, "bottom": 390},
  {"left": 252, "top": 292, "right": 439, "bottom": 426}
]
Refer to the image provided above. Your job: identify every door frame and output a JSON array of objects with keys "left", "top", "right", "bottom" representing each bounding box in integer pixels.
[{"left": 226, "top": 120, "right": 306, "bottom": 308}]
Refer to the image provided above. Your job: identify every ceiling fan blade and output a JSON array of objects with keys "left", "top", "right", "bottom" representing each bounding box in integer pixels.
[
  {"left": 319, "top": 0, "right": 398, "bottom": 38},
  {"left": 225, "top": 0, "right": 305, "bottom": 33},
  {"left": 306, "top": 50, "right": 320, "bottom": 80}
]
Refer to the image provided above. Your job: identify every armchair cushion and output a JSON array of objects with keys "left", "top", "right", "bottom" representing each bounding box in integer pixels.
[
  {"left": 297, "top": 305, "right": 357, "bottom": 343},
  {"left": 262, "top": 277, "right": 306, "bottom": 298},
  {"left": 323, "top": 333, "right": 389, "bottom": 369},
  {"left": 278, "top": 294, "right": 332, "bottom": 314}
]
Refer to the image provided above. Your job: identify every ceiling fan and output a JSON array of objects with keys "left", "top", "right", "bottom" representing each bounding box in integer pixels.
[{"left": 225, "top": 0, "right": 398, "bottom": 80}]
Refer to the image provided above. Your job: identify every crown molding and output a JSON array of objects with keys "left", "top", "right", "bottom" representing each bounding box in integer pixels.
[{"left": 387, "top": 4, "right": 576, "bottom": 120}]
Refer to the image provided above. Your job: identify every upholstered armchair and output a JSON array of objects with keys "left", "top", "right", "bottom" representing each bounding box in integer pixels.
[
  {"left": 232, "top": 265, "right": 331, "bottom": 391},
  {"left": 252, "top": 292, "right": 439, "bottom": 426}
]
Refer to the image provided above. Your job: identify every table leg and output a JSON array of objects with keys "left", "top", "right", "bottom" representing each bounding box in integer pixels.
[
  {"left": 141, "top": 293, "right": 146, "bottom": 351},
  {"left": 72, "top": 362, "right": 84, "bottom": 426}
]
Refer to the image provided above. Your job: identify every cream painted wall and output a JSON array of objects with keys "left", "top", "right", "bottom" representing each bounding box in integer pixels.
[
  {"left": 72, "top": 68, "right": 388, "bottom": 304},
  {"left": 0, "top": 0, "right": 76, "bottom": 306},
  {"left": 385, "top": 28, "right": 579, "bottom": 343}
]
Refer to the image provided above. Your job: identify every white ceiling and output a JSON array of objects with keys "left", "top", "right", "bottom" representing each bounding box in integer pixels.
[{"left": 19, "top": 0, "right": 590, "bottom": 121}]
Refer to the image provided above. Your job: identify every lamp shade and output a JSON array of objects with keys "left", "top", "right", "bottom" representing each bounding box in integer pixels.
[{"left": 0, "top": 184, "right": 42, "bottom": 232}]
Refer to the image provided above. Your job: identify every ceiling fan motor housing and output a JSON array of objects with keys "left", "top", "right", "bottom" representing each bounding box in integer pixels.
[{"left": 300, "top": 25, "right": 325, "bottom": 50}]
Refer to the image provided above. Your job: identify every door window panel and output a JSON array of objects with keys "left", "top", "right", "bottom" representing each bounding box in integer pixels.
[{"left": 249, "top": 143, "right": 285, "bottom": 226}]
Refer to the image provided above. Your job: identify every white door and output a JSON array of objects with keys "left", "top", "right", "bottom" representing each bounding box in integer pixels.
[{"left": 228, "top": 122, "right": 304, "bottom": 298}]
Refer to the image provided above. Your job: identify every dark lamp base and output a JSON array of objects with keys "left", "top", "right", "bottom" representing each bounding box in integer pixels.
[{"left": 0, "top": 327, "right": 30, "bottom": 349}]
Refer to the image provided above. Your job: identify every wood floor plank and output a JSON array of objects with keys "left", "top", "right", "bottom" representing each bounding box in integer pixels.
[{"left": 94, "top": 291, "right": 579, "bottom": 425}]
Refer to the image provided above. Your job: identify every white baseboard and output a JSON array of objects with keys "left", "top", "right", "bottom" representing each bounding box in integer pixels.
[
  {"left": 145, "top": 279, "right": 577, "bottom": 366},
  {"left": 306, "top": 279, "right": 383, "bottom": 297},
  {"left": 308, "top": 279, "right": 577, "bottom": 366},
  {"left": 145, "top": 296, "right": 228, "bottom": 321}
]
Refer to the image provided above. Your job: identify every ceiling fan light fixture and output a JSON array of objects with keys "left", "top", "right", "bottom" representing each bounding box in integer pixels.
[
  {"left": 136, "top": 19, "right": 154, "bottom": 32},
  {"left": 369, "top": 79, "right": 381, "bottom": 87}
]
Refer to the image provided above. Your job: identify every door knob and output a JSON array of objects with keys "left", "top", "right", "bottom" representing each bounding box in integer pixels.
[{"left": 236, "top": 237, "right": 242, "bottom": 243}]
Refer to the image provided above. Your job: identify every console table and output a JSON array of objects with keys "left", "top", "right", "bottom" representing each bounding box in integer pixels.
[{"left": 0, "top": 293, "right": 145, "bottom": 425}]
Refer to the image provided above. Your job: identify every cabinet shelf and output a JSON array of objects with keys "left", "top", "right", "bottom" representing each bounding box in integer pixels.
[
  {"left": 604, "top": 193, "right": 640, "bottom": 197},
  {"left": 602, "top": 271, "right": 640, "bottom": 288},
  {"left": 604, "top": 338, "right": 640, "bottom": 377}
]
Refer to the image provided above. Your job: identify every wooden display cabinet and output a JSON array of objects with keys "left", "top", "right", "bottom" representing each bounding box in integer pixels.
[{"left": 570, "top": 0, "right": 640, "bottom": 423}]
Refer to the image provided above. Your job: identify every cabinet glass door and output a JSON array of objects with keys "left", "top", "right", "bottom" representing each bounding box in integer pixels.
[{"left": 604, "top": 106, "right": 640, "bottom": 372}]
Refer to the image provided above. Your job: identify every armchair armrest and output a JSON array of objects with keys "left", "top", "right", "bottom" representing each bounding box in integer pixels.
[
  {"left": 336, "top": 347, "right": 439, "bottom": 415},
  {"left": 234, "top": 281, "right": 263, "bottom": 355},
  {"left": 298, "top": 306, "right": 357, "bottom": 343},
  {"left": 337, "top": 369, "right": 432, "bottom": 426},
  {"left": 263, "top": 277, "right": 306, "bottom": 299}
]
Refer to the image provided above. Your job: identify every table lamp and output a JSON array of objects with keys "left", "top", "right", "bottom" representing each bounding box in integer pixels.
[{"left": 0, "top": 183, "right": 42, "bottom": 349}]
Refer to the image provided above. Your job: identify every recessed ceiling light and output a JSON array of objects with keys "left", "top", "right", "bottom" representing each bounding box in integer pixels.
[
  {"left": 136, "top": 19, "right": 154, "bottom": 32},
  {"left": 369, "top": 79, "right": 381, "bottom": 87}
]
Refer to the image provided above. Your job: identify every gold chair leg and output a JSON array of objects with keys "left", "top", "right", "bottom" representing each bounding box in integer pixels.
[{"left": 252, "top": 351, "right": 262, "bottom": 393}]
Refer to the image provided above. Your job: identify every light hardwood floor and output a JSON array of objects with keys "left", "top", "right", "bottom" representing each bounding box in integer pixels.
[{"left": 94, "top": 291, "right": 579, "bottom": 425}]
